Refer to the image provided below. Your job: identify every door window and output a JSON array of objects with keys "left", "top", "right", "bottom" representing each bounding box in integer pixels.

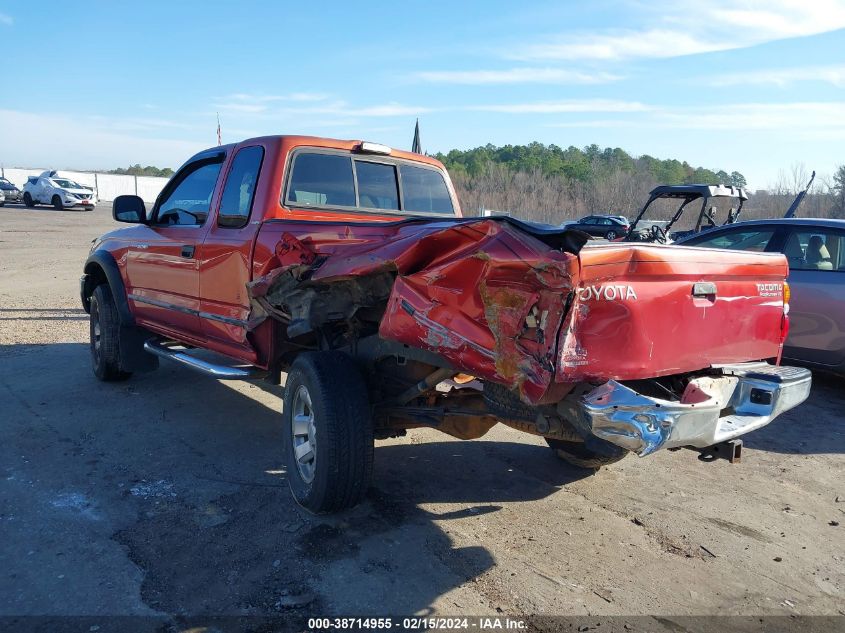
[
  {"left": 685, "top": 228, "right": 775, "bottom": 252},
  {"left": 218, "top": 146, "right": 265, "bottom": 228},
  {"left": 783, "top": 230, "right": 845, "bottom": 271},
  {"left": 155, "top": 161, "right": 223, "bottom": 226}
]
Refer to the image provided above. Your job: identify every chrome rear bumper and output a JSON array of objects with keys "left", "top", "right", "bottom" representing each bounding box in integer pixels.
[{"left": 563, "top": 363, "right": 812, "bottom": 456}]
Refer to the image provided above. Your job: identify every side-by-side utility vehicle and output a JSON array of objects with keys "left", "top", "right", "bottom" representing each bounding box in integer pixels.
[{"left": 81, "top": 136, "right": 811, "bottom": 513}]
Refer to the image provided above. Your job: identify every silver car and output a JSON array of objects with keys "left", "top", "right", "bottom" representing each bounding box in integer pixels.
[{"left": 676, "top": 218, "right": 845, "bottom": 374}]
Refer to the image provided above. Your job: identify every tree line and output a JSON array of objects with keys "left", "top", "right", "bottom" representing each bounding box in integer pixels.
[
  {"left": 109, "top": 164, "right": 175, "bottom": 178},
  {"left": 434, "top": 143, "right": 844, "bottom": 224}
]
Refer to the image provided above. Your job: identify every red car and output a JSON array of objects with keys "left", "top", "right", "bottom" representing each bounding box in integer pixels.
[{"left": 81, "top": 135, "right": 811, "bottom": 513}]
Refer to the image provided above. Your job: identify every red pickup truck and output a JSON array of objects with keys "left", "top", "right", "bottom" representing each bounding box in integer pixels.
[{"left": 81, "top": 135, "right": 811, "bottom": 513}]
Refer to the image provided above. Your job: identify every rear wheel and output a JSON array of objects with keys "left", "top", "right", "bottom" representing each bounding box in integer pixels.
[
  {"left": 546, "top": 437, "right": 628, "bottom": 470},
  {"left": 90, "top": 284, "right": 132, "bottom": 382},
  {"left": 282, "top": 352, "right": 374, "bottom": 513},
  {"left": 605, "top": 230, "right": 617, "bottom": 240},
  {"left": 23, "top": 192, "right": 35, "bottom": 207}
]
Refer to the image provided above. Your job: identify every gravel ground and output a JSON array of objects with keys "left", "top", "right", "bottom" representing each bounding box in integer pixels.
[{"left": 0, "top": 202, "right": 843, "bottom": 627}]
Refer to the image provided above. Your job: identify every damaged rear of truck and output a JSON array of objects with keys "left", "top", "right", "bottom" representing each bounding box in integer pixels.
[{"left": 86, "top": 136, "right": 811, "bottom": 514}]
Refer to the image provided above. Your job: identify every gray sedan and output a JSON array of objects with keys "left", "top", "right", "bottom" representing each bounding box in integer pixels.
[
  {"left": 676, "top": 218, "right": 845, "bottom": 374},
  {"left": 0, "top": 177, "right": 22, "bottom": 203}
]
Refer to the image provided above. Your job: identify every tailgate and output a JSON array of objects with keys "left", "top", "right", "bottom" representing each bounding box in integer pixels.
[{"left": 557, "top": 244, "right": 788, "bottom": 382}]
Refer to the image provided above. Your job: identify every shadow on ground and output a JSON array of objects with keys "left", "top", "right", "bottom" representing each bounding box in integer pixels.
[
  {"left": 0, "top": 342, "right": 589, "bottom": 619},
  {"left": 743, "top": 371, "right": 845, "bottom": 455}
]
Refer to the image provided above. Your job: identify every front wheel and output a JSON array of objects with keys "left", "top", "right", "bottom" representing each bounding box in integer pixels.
[
  {"left": 52, "top": 195, "right": 63, "bottom": 210},
  {"left": 546, "top": 437, "right": 628, "bottom": 470},
  {"left": 90, "top": 284, "right": 132, "bottom": 382},
  {"left": 282, "top": 352, "right": 374, "bottom": 513},
  {"left": 23, "top": 192, "right": 35, "bottom": 207}
]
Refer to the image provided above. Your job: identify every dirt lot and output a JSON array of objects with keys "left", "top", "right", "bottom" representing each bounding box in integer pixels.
[{"left": 1, "top": 203, "right": 843, "bottom": 624}]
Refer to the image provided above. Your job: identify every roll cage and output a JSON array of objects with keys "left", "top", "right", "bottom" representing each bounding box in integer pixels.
[{"left": 626, "top": 184, "right": 748, "bottom": 243}]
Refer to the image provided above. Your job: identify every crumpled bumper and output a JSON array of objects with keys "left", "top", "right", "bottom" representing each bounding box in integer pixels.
[{"left": 564, "top": 363, "right": 812, "bottom": 456}]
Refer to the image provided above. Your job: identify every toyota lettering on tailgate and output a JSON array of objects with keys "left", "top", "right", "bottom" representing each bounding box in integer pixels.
[{"left": 577, "top": 284, "right": 638, "bottom": 301}]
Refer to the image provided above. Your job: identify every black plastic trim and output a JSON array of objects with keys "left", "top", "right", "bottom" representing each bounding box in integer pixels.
[{"left": 82, "top": 251, "right": 134, "bottom": 325}]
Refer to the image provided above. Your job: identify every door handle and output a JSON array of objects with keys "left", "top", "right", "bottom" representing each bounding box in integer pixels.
[{"left": 181, "top": 245, "right": 195, "bottom": 258}]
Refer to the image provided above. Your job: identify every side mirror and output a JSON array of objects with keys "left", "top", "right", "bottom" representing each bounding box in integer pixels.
[{"left": 113, "top": 195, "right": 147, "bottom": 224}]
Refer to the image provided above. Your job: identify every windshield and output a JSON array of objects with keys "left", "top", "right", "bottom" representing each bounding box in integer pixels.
[{"left": 53, "top": 179, "right": 86, "bottom": 189}]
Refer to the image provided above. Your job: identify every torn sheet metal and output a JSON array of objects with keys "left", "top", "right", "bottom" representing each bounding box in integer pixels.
[{"left": 248, "top": 218, "right": 584, "bottom": 404}]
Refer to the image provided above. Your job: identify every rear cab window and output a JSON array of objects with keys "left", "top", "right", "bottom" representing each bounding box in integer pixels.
[{"left": 284, "top": 149, "right": 455, "bottom": 216}]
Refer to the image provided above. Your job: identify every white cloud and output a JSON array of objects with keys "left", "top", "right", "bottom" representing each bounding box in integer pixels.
[
  {"left": 512, "top": 0, "right": 845, "bottom": 61},
  {"left": 214, "top": 93, "right": 428, "bottom": 118},
  {"left": 539, "top": 102, "right": 845, "bottom": 138},
  {"left": 0, "top": 110, "right": 206, "bottom": 170},
  {"left": 469, "top": 99, "right": 651, "bottom": 114},
  {"left": 710, "top": 64, "right": 845, "bottom": 87},
  {"left": 657, "top": 102, "right": 845, "bottom": 132},
  {"left": 339, "top": 103, "right": 432, "bottom": 117},
  {"left": 214, "top": 92, "right": 330, "bottom": 113},
  {"left": 0, "top": 12, "right": 13, "bottom": 26},
  {"left": 415, "top": 67, "right": 621, "bottom": 85}
]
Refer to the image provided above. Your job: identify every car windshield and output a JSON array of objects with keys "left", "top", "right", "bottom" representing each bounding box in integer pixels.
[{"left": 53, "top": 179, "right": 85, "bottom": 189}]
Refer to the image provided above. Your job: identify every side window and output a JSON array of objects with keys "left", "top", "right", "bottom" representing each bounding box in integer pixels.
[
  {"left": 399, "top": 164, "right": 454, "bottom": 214},
  {"left": 218, "top": 146, "right": 264, "bottom": 228},
  {"left": 155, "top": 160, "right": 223, "bottom": 226},
  {"left": 355, "top": 160, "right": 399, "bottom": 210},
  {"left": 687, "top": 228, "right": 775, "bottom": 252},
  {"left": 783, "top": 230, "right": 844, "bottom": 272},
  {"left": 287, "top": 153, "right": 355, "bottom": 207}
]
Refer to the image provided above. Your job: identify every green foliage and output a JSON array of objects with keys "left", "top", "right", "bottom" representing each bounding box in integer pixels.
[
  {"left": 109, "top": 164, "right": 174, "bottom": 178},
  {"left": 729, "top": 171, "right": 747, "bottom": 188},
  {"left": 434, "top": 142, "right": 743, "bottom": 188}
]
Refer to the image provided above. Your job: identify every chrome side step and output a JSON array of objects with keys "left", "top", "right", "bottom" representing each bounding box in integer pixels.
[{"left": 143, "top": 339, "right": 267, "bottom": 380}]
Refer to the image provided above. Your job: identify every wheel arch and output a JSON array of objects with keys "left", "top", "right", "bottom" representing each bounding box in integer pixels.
[
  {"left": 82, "top": 251, "right": 133, "bottom": 325},
  {"left": 83, "top": 251, "right": 158, "bottom": 373}
]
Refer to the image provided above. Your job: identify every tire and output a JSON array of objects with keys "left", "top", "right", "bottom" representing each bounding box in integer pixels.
[
  {"left": 52, "top": 195, "right": 63, "bottom": 210},
  {"left": 89, "top": 284, "right": 132, "bottom": 382},
  {"left": 605, "top": 230, "right": 617, "bottom": 240},
  {"left": 23, "top": 192, "right": 35, "bottom": 207},
  {"left": 282, "top": 352, "right": 374, "bottom": 514},
  {"left": 546, "top": 437, "right": 628, "bottom": 470},
  {"left": 483, "top": 382, "right": 537, "bottom": 422}
]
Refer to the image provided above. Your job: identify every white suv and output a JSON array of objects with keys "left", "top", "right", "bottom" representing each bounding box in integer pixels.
[{"left": 23, "top": 171, "right": 97, "bottom": 210}]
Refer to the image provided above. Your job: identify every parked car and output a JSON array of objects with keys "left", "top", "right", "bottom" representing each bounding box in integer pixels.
[
  {"left": 23, "top": 171, "right": 97, "bottom": 210},
  {"left": 80, "top": 135, "right": 809, "bottom": 513},
  {"left": 574, "top": 214, "right": 629, "bottom": 239},
  {"left": 676, "top": 218, "right": 845, "bottom": 374},
  {"left": 0, "top": 177, "right": 22, "bottom": 203}
]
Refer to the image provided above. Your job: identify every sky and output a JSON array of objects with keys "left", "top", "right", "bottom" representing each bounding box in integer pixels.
[{"left": 0, "top": 0, "right": 844, "bottom": 190}]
